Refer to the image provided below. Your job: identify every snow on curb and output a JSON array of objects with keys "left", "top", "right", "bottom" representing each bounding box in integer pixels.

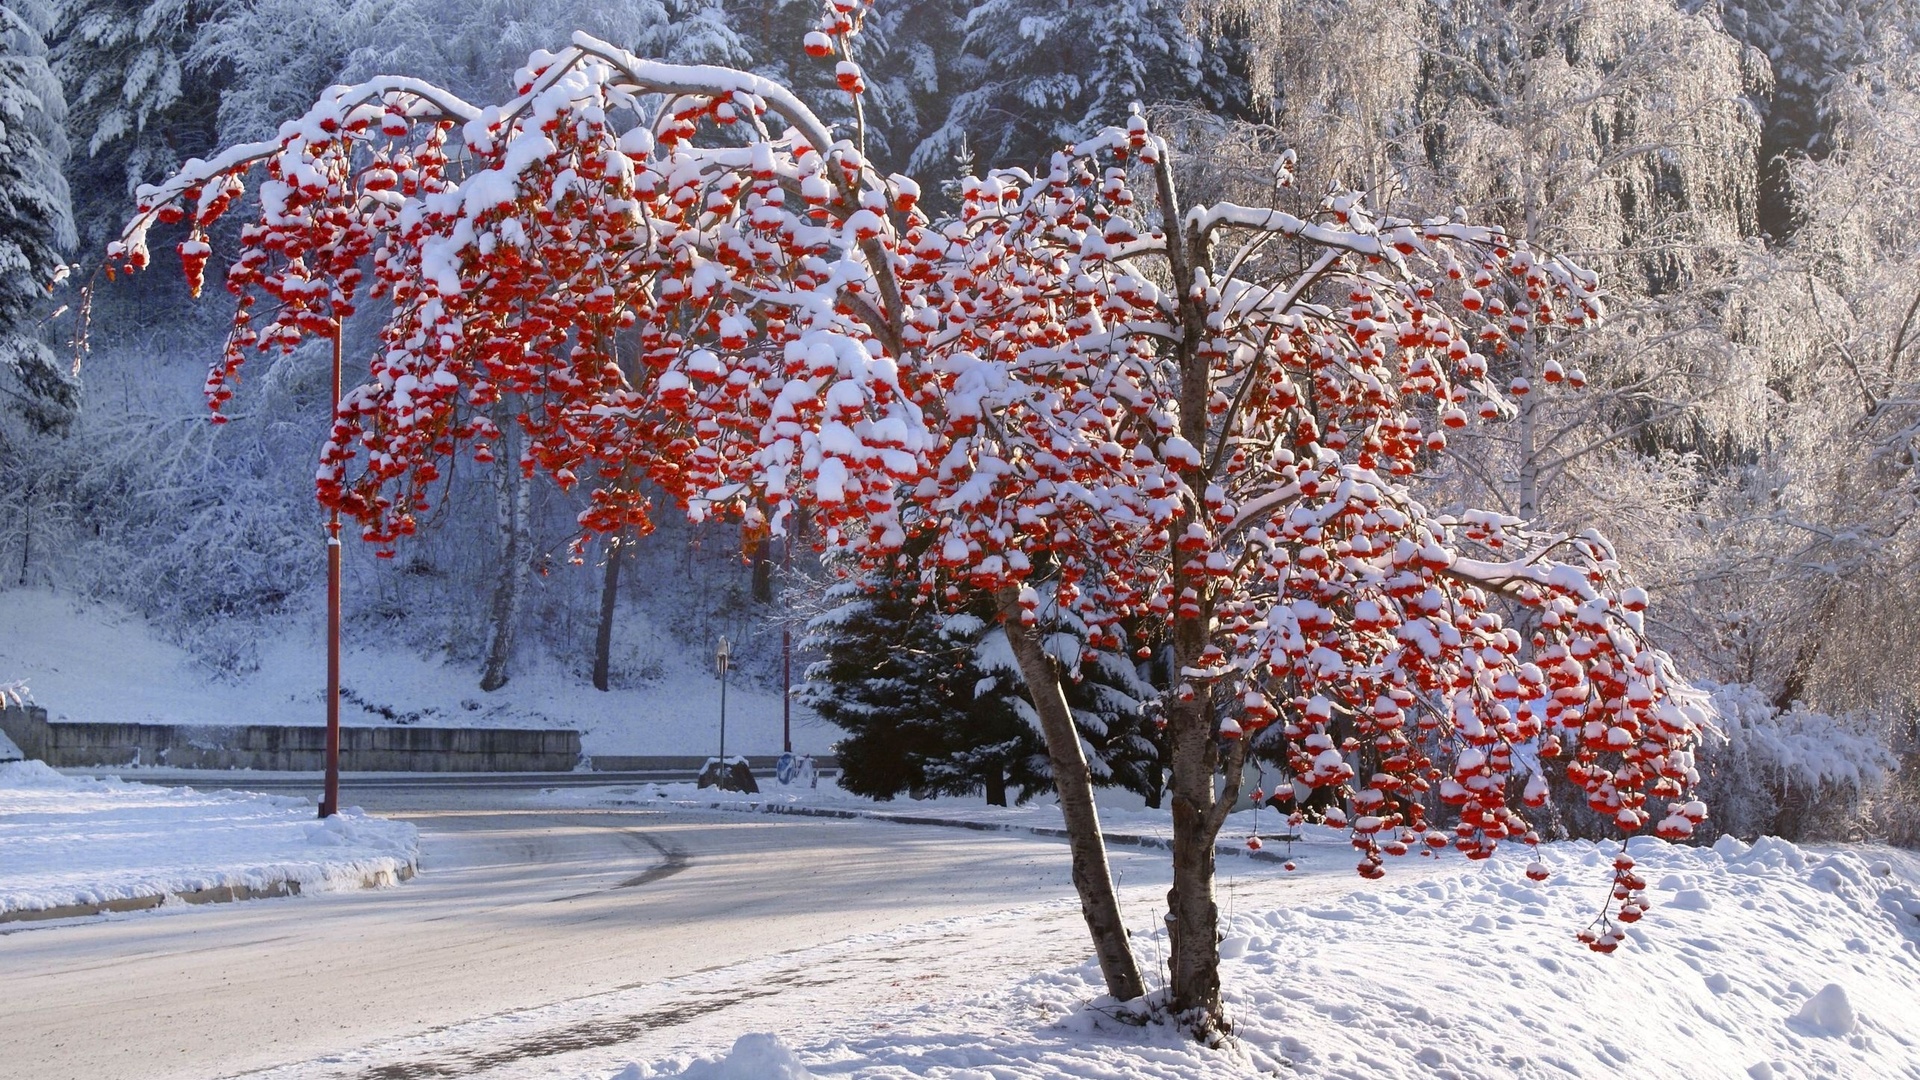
[{"left": 0, "top": 760, "right": 418, "bottom": 922}]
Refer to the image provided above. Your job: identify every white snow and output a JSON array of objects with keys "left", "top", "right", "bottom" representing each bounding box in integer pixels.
[
  {"left": 599, "top": 841, "right": 1920, "bottom": 1080},
  {"left": 506, "top": 785, "right": 1920, "bottom": 1080},
  {"left": 0, "top": 761, "right": 417, "bottom": 917},
  {"left": 620, "top": 1035, "right": 816, "bottom": 1080},
  {"left": 1794, "top": 983, "right": 1858, "bottom": 1037}
]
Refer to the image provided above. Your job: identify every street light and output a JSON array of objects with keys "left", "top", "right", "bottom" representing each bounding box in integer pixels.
[
  {"left": 781, "top": 532, "right": 792, "bottom": 755},
  {"left": 319, "top": 320, "right": 344, "bottom": 819},
  {"left": 715, "top": 635, "right": 731, "bottom": 766}
]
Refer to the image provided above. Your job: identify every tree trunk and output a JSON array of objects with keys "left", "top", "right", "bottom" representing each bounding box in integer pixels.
[
  {"left": 750, "top": 535, "right": 774, "bottom": 602},
  {"left": 591, "top": 534, "right": 623, "bottom": 691},
  {"left": 1516, "top": 380, "right": 1540, "bottom": 522},
  {"left": 1152, "top": 148, "right": 1241, "bottom": 1036},
  {"left": 16, "top": 476, "right": 31, "bottom": 586},
  {"left": 479, "top": 424, "right": 531, "bottom": 692},
  {"left": 1160, "top": 615, "right": 1246, "bottom": 1035},
  {"left": 985, "top": 762, "right": 1007, "bottom": 807},
  {"left": 997, "top": 589, "right": 1145, "bottom": 1002}
]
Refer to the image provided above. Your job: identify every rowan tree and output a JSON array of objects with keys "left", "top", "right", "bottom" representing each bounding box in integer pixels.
[{"left": 114, "top": 0, "right": 1705, "bottom": 1036}]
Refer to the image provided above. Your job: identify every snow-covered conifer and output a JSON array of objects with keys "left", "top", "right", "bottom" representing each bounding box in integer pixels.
[
  {"left": 51, "top": 0, "right": 213, "bottom": 249},
  {"left": 0, "top": 0, "right": 75, "bottom": 427},
  {"left": 805, "top": 564, "right": 1164, "bottom": 806},
  {"left": 912, "top": 0, "right": 1242, "bottom": 174}
]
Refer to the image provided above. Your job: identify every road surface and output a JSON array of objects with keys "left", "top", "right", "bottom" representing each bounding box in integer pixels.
[{"left": 0, "top": 784, "right": 1196, "bottom": 1080}]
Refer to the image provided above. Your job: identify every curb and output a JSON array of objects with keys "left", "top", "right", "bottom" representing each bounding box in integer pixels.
[
  {"left": 610, "top": 796, "right": 1300, "bottom": 863},
  {"left": 0, "top": 861, "right": 416, "bottom": 925}
]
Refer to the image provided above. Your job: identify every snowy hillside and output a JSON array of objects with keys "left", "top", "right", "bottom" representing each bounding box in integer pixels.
[{"left": 0, "top": 587, "right": 833, "bottom": 757}]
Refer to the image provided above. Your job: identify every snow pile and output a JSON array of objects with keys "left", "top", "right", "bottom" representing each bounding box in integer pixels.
[
  {"left": 617, "top": 1035, "right": 818, "bottom": 1080},
  {"left": 612, "top": 838, "right": 1920, "bottom": 1080},
  {"left": 0, "top": 761, "right": 417, "bottom": 917}
]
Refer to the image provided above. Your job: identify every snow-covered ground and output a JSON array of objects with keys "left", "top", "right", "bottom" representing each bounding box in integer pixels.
[
  {"left": 619, "top": 843, "right": 1920, "bottom": 1080},
  {"left": 0, "top": 760, "right": 417, "bottom": 917},
  {"left": 270, "top": 772, "right": 1920, "bottom": 1076},
  {"left": 14, "top": 765, "right": 1919, "bottom": 1079},
  {"left": 0, "top": 587, "right": 832, "bottom": 757}
]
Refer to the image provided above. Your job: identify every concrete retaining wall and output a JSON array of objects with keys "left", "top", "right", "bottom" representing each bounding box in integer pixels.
[
  {"left": 587, "top": 754, "right": 839, "bottom": 772},
  {"left": 0, "top": 705, "right": 579, "bottom": 771}
]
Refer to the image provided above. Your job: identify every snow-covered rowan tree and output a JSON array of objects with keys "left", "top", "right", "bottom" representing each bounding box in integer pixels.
[
  {"left": 0, "top": 0, "right": 76, "bottom": 430},
  {"left": 115, "top": 4, "right": 1703, "bottom": 1034}
]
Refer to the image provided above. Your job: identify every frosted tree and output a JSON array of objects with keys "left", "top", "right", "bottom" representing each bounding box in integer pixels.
[
  {"left": 50, "top": 0, "right": 218, "bottom": 249},
  {"left": 1714, "top": 0, "right": 1920, "bottom": 234},
  {"left": 1655, "top": 35, "right": 1920, "bottom": 722},
  {"left": 912, "top": 0, "right": 1244, "bottom": 176},
  {"left": 0, "top": 0, "right": 75, "bottom": 429},
  {"left": 1409, "top": 2, "right": 1771, "bottom": 640},
  {"left": 115, "top": 5, "right": 1702, "bottom": 1034}
]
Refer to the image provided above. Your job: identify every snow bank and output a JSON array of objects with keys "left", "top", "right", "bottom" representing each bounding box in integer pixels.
[
  {"left": 0, "top": 761, "right": 417, "bottom": 917},
  {"left": 607, "top": 834, "right": 1920, "bottom": 1080},
  {"left": 617, "top": 1034, "right": 818, "bottom": 1079}
]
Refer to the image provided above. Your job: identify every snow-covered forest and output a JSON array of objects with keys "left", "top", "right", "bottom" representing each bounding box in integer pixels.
[{"left": 2, "top": 0, "right": 1917, "bottom": 850}]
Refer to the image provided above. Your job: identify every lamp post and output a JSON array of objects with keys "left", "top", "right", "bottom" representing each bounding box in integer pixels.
[
  {"left": 781, "top": 534, "right": 792, "bottom": 755},
  {"left": 319, "top": 320, "right": 343, "bottom": 819},
  {"left": 715, "top": 635, "right": 731, "bottom": 765}
]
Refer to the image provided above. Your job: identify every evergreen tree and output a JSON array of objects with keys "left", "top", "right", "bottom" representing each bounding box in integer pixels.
[
  {"left": 1714, "top": 0, "right": 1920, "bottom": 235},
  {"left": 912, "top": 0, "right": 1245, "bottom": 174},
  {"left": 51, "top": 0, "right": 217, "bottom": 250},
  {"left": 0, "top": 0, "right": 75, "bottom": 429},
  {"left": 802, "top": 566, "right": 1164, "bottom": 806}
]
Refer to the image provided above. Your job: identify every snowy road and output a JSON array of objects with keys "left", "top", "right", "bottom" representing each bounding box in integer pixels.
[{"left": 0, "top": 791, "right": 1208, "bottom": 1080}]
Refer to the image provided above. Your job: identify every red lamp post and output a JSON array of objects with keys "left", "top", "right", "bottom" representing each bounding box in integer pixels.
[{"left": 318, "top": 321, "right": 343, "bottom": 818}]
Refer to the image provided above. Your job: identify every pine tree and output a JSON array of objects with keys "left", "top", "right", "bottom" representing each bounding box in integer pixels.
[
  {"left": 1716, "top": 0, "right": 1920, "bottom": 235},
  {"left": 0, "top": 0, "right": 75, "bottom": 429},
  {"left": 803, "top": 566, "right": 1164, "bottom": 806},
  {"left": 912, "top": 0, "right": 1244, "bottom": 174},
  {"left": 50, "top": 0, "right": 217, "bottom": 250}
]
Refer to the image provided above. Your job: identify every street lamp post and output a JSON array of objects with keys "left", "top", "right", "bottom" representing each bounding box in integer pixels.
[
  {"left": 781, "top": 535, "right": 792, "bottom": 755},
  {"left": 319, "top": 320, "right": 343, "bottom": 819},
  {"left": 715, "top": 635, "right": 731, "bottom": 766}
]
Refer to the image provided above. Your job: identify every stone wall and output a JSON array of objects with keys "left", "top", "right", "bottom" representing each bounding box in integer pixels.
[{"left": 0, "top": 706, "right": 579, "bottom": 771}]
